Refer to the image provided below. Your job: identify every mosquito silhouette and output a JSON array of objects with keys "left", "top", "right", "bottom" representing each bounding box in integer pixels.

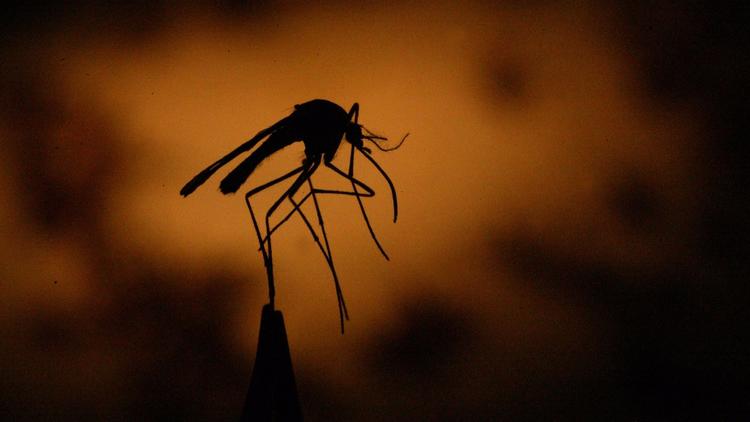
[{"left": 180, "top": 99, "right": 407, "bottom": 332}]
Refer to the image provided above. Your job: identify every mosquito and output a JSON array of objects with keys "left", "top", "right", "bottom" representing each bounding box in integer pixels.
[{"left": 180, "top": 99, "right": 407, "bottom": 332}]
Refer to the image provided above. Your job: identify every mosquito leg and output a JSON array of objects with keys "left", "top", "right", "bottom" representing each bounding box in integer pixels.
[
  {"left": 245, "top": 198, "right": 275, "bottom": 306},
  {"left": 287, "top": 191, "right": 354, "bottom": 333},
  {"left": 261, "top": 177, "right": 351, "bottom": 331},
  {"left": 270, "top": 184, "right": 333, "bottom": 265},
  {"left": 356, "top": 146, "right": 399, "bottom": 223},
  {"left": 306, "top": 177, "right": 350, "bottom": 333},
  {"left": 249, "top": 158, "right": 374, "bottom": 331},
  {"left": 284, "top": 187, "right": 377, "bottom": 264},
  {"left": 286, "top": 195, "right": 325, "bottom": 257},
  {"left": 260, "top": 159, "right": 320, "bottom": 302},
  {"left": 259, "top": 153, "right": 387, "bottom": 262},
  {"left": 259, "top": 191, "right": 314, "bottom": 248},
  {"left": 347, "top": 102, "right": 359, "bottom": 124},
  {"left": 259, "top": 143, "right": 374, "bottom": 246},
  {"left": 244, "top": 163, "right": 309, "bottom": 307},
  {"left": 323, "top": 148, "right": 390, "bottom": 260},
  {"left": 259, "top": 184, "right": 375, "bottom": 248}
]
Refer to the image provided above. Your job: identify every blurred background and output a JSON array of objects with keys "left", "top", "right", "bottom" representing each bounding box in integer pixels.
[{"left": 1, "top": 1, "right": 748, "bottom": 420}]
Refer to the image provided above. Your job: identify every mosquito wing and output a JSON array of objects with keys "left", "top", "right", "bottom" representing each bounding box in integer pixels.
[
  {"left": 218, "top": 128, "right": 298, "bottom": 194},
  {"left": 180, "top": 116, "right": 291, "bottom": 197}
]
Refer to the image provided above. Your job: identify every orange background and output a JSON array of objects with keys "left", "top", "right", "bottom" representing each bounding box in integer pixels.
[{"left": 2, "top": 1, "right": 747, "bottom": 419}]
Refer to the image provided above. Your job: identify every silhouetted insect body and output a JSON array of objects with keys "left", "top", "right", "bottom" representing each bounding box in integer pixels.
[{"left": 181, "top": 99, "right": 407, "bottom": 332}]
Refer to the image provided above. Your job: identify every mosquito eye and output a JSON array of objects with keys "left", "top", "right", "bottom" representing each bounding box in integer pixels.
[{"left": 345, "top": 127, "right": 360, "bottom": 144}]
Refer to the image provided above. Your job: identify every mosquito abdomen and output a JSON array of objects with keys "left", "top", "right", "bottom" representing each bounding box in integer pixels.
[{"left": 219, "top": 131, "right": 297, "bottom": 194}]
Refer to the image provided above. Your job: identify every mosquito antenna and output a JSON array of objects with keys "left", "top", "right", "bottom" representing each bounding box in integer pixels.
[
  {"left": 360, "top": 126, "right": 409, "bottom": 152},
  {"left": 361, "top": 126, "right": 387, "bottom": 140},
  {"left": 356, "top": 146, "right": 399, "bottom": 222},
  {"left": 367, "top": 133, "right": 409, "bottom": 152}
]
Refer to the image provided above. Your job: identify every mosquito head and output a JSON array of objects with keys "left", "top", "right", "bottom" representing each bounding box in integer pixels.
[{"left": 345, "top": 122, "right": 365, "bottom": 149}]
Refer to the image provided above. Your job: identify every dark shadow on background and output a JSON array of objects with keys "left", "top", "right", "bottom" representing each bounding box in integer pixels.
[
  {"left": 0, "top": 71, "right": 121, "bottom": 234},
  {"left": 614, "top": 1, "right": 750, "bottom": 265},
  {"left": 495, "top": 227, "right": 750, "bottom": 419},
  {"left": 610, "top": 4, "right": 750, "bottom": 417},
  {"left": 0, "top": 42, "right": 266, "bottom": 420}
]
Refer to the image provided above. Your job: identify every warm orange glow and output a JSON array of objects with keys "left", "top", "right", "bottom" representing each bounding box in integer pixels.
[{"left": 2, "top": 1, "right": 738, "bottom": 419}]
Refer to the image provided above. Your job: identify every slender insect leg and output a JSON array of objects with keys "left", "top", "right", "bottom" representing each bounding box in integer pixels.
[
  {"left": 285, "top": 191, "right": 353, "bottom": 332},
  {"left": 259, "top": 191, "right": 315, "bottom": 246},
  {"left": 260, "top": 185, "right": 373, "bottom": 248},
  {"left": 347, "top": 103, "right": 359, "bottom": 124},
  {"left": 266, "top": 179, "right": 354, "bottom": 331},
  {"left": 286, "top": 195, "right": 324, "bottom": 258},
  {"left": 244, "top": 164, "right": 307, "bottom": 307},
  {"left": 263, "top": 149, "right": 385, "bottom": 259},
  {"left": 356, "top": 146, "right": 399, "bottom": 222},
  {"left": 306, "top": 177, "right": 350, "bottom": 333},
  {"left": 262, "top": 159, "right": 320, "bottom": 304},
  {"left": 284, "top": 189, "right": 356, "bottom": 322},
  {"left": 261, "top": 152, "right": 388, "bottom": 263},
  {"left": 324, "top": 148, "right": 390, "bottom": 260}
]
